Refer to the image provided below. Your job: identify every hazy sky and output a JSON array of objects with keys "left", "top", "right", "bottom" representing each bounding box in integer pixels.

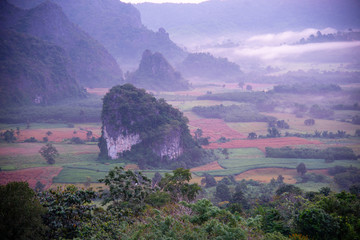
[{"left": 121, "top": 0, "right": 207, "bottom": 3}]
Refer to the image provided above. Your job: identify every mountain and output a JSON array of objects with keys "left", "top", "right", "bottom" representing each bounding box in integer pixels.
[
  {"left": 136, "top": 0, "right": 360, "bottom": 40},
  {"left": 0, "top": 29, "right": 84, "bottom": 106},
  {"left": 1, "top": 1, "right": 124, "bottom": 88},
  {"left": 99, "top": 84, "right": 205, "bottom": 169},
  {"left": 8, "top": 0, "right": 187, "bottom": 68},
  {"left": 126, "top": 50, "right": 189, "bottom": 92},
  {"left": 177, "top": 52, "right": 242, "bottom": 82}
]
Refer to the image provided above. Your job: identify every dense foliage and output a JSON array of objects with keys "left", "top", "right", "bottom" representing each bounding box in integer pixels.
[
  {"left": 192, "top": 104, "right": 276, "bottom": 122},
  {"left": 0, "top": 182, "right": 46, "bottom": 240},
  {"left": 1, "top": 165, "right": 360, "bottom": 240},
  {"left": 265, "top": 146, "right": 357, "bottom": 161}
]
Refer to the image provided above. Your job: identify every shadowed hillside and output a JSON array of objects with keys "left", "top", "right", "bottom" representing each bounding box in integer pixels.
[{"left": 1, "top": 1, "right": 124, "bottom": 88}]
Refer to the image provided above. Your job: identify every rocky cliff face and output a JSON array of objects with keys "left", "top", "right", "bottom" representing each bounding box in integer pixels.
[
  {"left": 102, "top": 126, "right": 141, "bottom": 159},
  {"left": 98, "top": 84, "right": 190, "bottom": 166},
  {"left": 126, "top": 50, "right": 189, "bottom": 91},
  {"left": 152, "top": 129, "right": 183, "bottom": 160}
]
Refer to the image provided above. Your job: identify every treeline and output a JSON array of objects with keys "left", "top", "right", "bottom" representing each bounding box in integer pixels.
[
  {"left": 272, "top": 83, "right": 341, "bottom": 94},
  {"left": 332, "top": 103, "right": 360, "bottom": 111},
  {"left": 0, "top": 96, "right": 102, "bottom": 123},
  {"left": 284, "top": 130, "right": 352, "bottom": 139},
  {"left": 265, "top": 146, "right": 357, "bottom": 161},
  {"left": 298, "top": 30, "right": 360, "bottom": 44},
  {"left": 192, "top": 104, "right": 275, "bottom": 122}
]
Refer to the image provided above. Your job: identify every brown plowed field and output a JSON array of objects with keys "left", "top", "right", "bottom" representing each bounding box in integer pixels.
[
  {"left": 189, "top": 118, "right": 246, "bottom": 141},
  {"left": 204, "top": 137, "right": 322, "bottom": 151},
  {"left": 190, "top": 161, "right": 224, "bottom": 172},
  {"left": 0, "top": 166, "right": 63, "bottom": 189},
  {"left": 235, "top": 167, "right": 331, "bottom": 184}
]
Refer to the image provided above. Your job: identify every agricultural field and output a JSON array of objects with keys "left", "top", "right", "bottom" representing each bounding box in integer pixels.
[{"left": 1, "top": 84, "right": 360, "bottom": 193}]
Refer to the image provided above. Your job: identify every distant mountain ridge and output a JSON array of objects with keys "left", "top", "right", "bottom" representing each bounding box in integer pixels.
[
  {"left": 2, "top": 0, "right": 124, "bottom": 88},
  {"left": 8, "top": 0, "right": 186, "bottom": 68},
  {"left": 0, "top": 29, "right": 84, "bottom": 106},
  {"left": 136, "top": 0, "right": 360, "bottom": 40}
]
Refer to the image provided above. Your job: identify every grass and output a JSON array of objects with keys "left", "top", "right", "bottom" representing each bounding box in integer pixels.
[{"left": 193, "top": 148, "right": 360, "bottom": 177}]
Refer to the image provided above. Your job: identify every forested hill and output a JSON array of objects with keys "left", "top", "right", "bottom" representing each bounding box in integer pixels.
[
  {"left": 1, "top": 0, "right": 124, "bottom": 88},
  {"left": 0, "top": 29, "right": 84, "bottom": 106},
  {"left": 8, "top": 0, "right": 186, "bottom": 68},
  {"left": 136, "top": 0, "right": 360, "bottom": 38}
]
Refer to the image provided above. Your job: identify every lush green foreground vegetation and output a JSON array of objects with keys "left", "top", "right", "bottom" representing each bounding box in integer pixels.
[{"left": 1, "top": 167, "right": 359, "bottom": 240}]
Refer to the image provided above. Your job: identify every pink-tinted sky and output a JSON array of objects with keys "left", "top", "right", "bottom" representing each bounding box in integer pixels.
[{"left": 121, "top": 0, "right": 207, "bottom": 3}]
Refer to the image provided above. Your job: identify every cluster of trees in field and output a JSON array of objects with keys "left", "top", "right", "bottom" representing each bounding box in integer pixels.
[
  {"left": 265, "top": 146, "right": 357, "bottom": 161},
  {"left": 272, "top": 84, "right": 341, "bottom": 94},
  {"left": 192, "top": 104, "right": 275, "bottom": 122},
  {"left": 2, "top": 166, "right": 360, "bottom": 240}
]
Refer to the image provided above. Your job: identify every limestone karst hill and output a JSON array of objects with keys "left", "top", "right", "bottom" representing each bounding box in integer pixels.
[
  {"left": 98, "top": 84, "right": 209, "bottom": 169},
  {"left": 126, "top": 50, "right": 189, "bottom": 92}
]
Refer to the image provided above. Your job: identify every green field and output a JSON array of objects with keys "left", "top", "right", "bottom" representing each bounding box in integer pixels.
[{"left": 193, "top": 148, "right": 360, "bottom": 177}]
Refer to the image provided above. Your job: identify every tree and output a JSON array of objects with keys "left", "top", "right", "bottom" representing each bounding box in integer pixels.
[
  {"left": 248, "top": 132, "right": 257, "bottom": 139},
  {"left": 355, "top": 129, "right": 360, "bottom": 137},
  {"left": 296, "top": 208, "right": 340, "bottom": 240},
  {"left": 159, "top": 168, "right": 201, "bottom": 202},
  {"left": 267, "top": 127, "right": 281, "bottom": 138},
  {"left": 297, "top": 163, "right": 307, "bottom": 176},
  {"left": 99, "top": 166, "right": 154, "bottom": 216},
  {"left": 39, "top": 143, "right": 59, "bottom": 164},
  {"left": 246, "top": 85, "right": 253, "bottom": 91},
  {"left": 46, "top": 131, "right": 52, "bottom": 136},
  {"left": 39, "top": 185, "right": 95, "bottom": 239},
  {"left": 202, "top": 173, "right": 217, "bottom": 188},
  {"left": 194, "top": 128, "right": 203, "bottom": 139},
  {"left": 0, "top": 182, "right": 46, "bottom": 240},
  {"left": 86, "top": 130, "right": 93, "bottom": 140},
  {"left": 304, "top": 118, "right": 315, "bottom": 126},
  {"left": 3, "top": 129, "right": 16, "bottom": 143},
  {"left": 215, "top": 183, "right": 231, "bottom": 202},
  {"left": 152, "top": 172, "right": 162, "bottom": 187}
]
